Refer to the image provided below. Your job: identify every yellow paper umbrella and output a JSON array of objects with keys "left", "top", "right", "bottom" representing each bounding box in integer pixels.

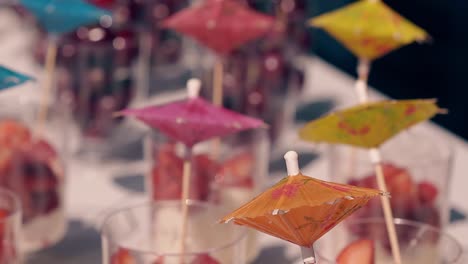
[
  {"left": 299, "top": 99, "right": 442, "bottom": 149},
  {"left": 221, "top": 151, "right": 385, "bottom": 264},
  {"left": 309, "top": 0, "right": 429, "bottom": 103},
  {"left": 310, "top": 0, "right": 428, "bottom": 61},
  {"left": 299, "top": 99, "right": 444, "bottom": 264}
]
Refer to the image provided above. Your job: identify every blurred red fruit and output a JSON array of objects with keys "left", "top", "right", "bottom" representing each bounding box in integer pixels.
[
  {"left": 111, "top": 248, "right": 136, "bottom": 264},
  {"left": 191, "top": 254, "right": 220, "bottom": 264},
  {"left": 336, "top": 239, "right": 374, "bottom": 264},
  {"left": 0, "top": 120, "right": 31, "bottom": 148},
  {"left": 418, "top": 181, "right": 438, "bottom": 205}
]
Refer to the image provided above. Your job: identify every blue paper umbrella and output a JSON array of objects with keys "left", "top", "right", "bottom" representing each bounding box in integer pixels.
[
  {"left": 0, "top": 66, "right": 34, "bottom": 90},
  {"left": 19, "top": 0, "right": 111, "bottom": 34}
]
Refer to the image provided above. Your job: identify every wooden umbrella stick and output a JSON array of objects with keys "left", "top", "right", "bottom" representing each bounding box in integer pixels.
[
  {"left": 179, "top": 148, "right": 192, "bottom": 264},
  {"left": 212, "top": 60, "right": 224, "bottom": 106},
  {"left": 211, "top": 60, "right": 224, "bottom": 160},
  {"left": 36, "top": 38, "right": 58, "bottom": 137},
  {"left": 355, "top": 58, "right": 371, "bottom": 104},
  {"left": 347, "top": 59, "right": 371, "bottom": 184},
  {"left": 370, "top": 148, "right": 402, "bottom": 264}
]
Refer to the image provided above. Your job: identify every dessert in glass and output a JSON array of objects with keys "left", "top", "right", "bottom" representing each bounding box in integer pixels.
[
  {"left": 101, "top": 201, "right": 247, "bottom": 264},
  {"left": 328, "top": 129, "right": 452, "bottom": 229},
  {"left": 0, "top": 187, "right": 22, "bottom": 263},
  {"left": 316, "top": 218, "right": 464, "bottom": 264},
  {"left": 0, "top": 96, "right": 68, "bottom": 252},
  {"left": 145, "top": 128, "right": 269, "bottom": 261}
]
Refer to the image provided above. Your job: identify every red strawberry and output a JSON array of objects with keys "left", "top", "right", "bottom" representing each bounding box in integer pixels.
[
  {"left": 27, "top": 140, "right": 58, "bottom": 162},
  {"left": 191, "top": 254, "right": 220, "bottom": 264},
  {"left": 0, "top": 120, "right": 31, "bottom": 148},
  {"left": 111, "top": 248, "right": 136, "bottom": 264},
  {"left": 417, "top": 181, "right": 438, "bottom": 205},
  {"left": 336, "top": 239, "right": 375, "bottom": 264},
  {"left": 350, "top": 163, "right": 417, "bottom": 219},
  {"left": 216, "top": 153, "right": 254, "bottom": 188},
  {"left": 153, "top": 256, "right": 164, "bottom": 264}
]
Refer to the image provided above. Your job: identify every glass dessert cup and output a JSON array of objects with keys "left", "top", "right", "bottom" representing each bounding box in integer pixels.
[
  {"left": 101, "top": 200, "right": 247, "bottom": 264},
  {"left": 0, "top": 96, "right": 68, "bottom": 252},
  {"left": 316, "top": 218, "right": 464, "bottom": 264},
  {"left": 48, "top": 22, "right": 142, "bottom": 161},
  {"left": 193, "top": 40, "right": 304, "bottom": 147},
  {"left": 144, "top": 128, "right": 269, "bottom": 262},
  {"left": 328, "top": 129, "right": 453, "bottom": 229},
  {"left": 0, "top": 188, "right": 22, "bottom": 264}
]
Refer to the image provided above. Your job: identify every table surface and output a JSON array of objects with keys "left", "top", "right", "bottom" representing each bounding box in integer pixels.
[{"left": 0, "top": 8, "right": 467, "bottom": 264}]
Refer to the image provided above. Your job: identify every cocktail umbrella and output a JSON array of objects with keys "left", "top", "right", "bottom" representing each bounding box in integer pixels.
[
  {"left": 162, "top": 0, "right": 276, "bottom": 107},
  {"left": 309, "top": 0, "right": 428, "bottom": 103},
  {"left": 18, "top": 0, "right": 111, "bottom": 133},
  {"left": 299, "top": 99, "right": 444, "bottom": 264},
  {"left": 0, "top": 65, "right": 34, "bottom": 90},
  {"left": 117, "top": 78, "right": 266, "bottom": 260},
  {"left": 220, "top": 151, "right": 385, "bottom": 264}
]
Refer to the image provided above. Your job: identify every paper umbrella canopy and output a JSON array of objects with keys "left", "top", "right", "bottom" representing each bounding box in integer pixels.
[
  {"left": 117, "top": 93, "right": 266, "bottom": 147},
  {"left": 19, "top": 0, "right": 111, "bottom": 34},
  {"left": 310, "top": 0, "right": 428, "bottom": 60},
  {"left": 298, "top": 99, "right": 443, "bottom": 149},
  {"left": 220, "top": 172, "right": 385, "bottom": 247},
  {"left": 0, "top": 66, "right": 34, "bottom": 90},
  {"left": 162, "top": 0, "right": 276, "bottom": 54}
]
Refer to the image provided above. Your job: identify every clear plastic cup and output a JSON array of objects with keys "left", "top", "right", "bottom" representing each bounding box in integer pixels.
[
  {"left": 101, "top": 200, "right": 247, "bottom": 264},
  {"left": 0, "top": 96, "right": 68, "bottom": 252},
  {"left": 144, "top": 129, "right": 269, "bottom": 262},
  {"left": 316, "top": 218, "right": 464, "bottom": 264}
]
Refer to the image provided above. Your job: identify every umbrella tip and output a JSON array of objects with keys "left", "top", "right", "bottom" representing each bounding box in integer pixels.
[
  {"left": 284, "top": 151, "right": 300, "bottom": 176},
  {"left": 187, "top": 78, "right": 201, "bottom": 99}
]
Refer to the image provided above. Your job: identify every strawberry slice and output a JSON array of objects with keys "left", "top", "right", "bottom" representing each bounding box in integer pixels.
[
  {"left": 111, "top": 248, "right": 136, "bottom": 264},
  {"left": 417, "top": 181, "right": 438, "bottom": 205},
  {"left": 336, "top": 239, "right": 374, "bottom": 264},
  {"left": 191, "top": 254, "right": 220, "bottom": 264},
  {"left": 0, "top": 120, "right": 31, "bottom": 148},
  {"left": 152, "top": 256, "right": 164, "bottom": 264},
  {"left": 216, "top": 152, "right": 254, "bottom": 188}
]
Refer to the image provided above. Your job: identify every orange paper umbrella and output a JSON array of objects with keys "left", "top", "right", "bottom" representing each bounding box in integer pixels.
[{"left": 221, "top": 151, "right": 385, "bottom": 263}]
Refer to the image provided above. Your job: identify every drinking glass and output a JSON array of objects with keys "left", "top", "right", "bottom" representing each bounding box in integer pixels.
[
  {"left": 316, "top": 218, "right": 464, "bottom": 264},
  {"left": 51, "top": 23, "right": 142, "bottom": 160},
  {"left": 101, "top": 200, "right": 247, "bottom": 264},
  {"left": 0, "top": 95, "right": 68, "bottom": 252},
  {"left": 0, "top": 188, "right": 22, "bottom": 264},
  {"left": 328, "top": 128, "right": 453, "bottom": 228},
  {"left": 144, "top": 128, "right": 269, "bottom": 262}
]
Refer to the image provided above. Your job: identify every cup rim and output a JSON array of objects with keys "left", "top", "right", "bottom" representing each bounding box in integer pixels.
[
  {"left": 100, "top": 200, "right": 248, "bottom": 257},
  {"left": 317, "top": 217, "right": 464, "bottom": 263}
]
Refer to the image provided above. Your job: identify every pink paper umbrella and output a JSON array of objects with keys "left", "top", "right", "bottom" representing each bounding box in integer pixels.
[
  {"left": 162, "top": 0, "right": 276, "bottom": 107},
  {"left": 162, "top": 0, "right": 275, "bottom": 55},
  {"left": 117, "top": 79, "right": 266, "bottom": 261},
  {"left": 118, "top": 82, "right": 266, "bottom": 148}
]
